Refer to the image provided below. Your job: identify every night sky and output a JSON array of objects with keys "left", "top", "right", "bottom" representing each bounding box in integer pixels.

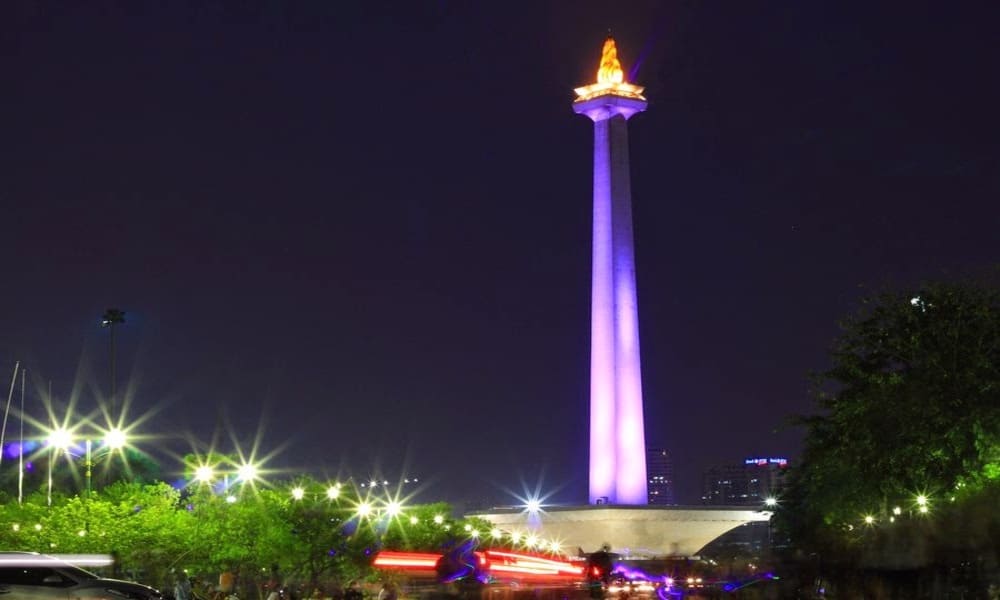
[{"left": 1, "top": 2, "right": 997, "bottom": 506}]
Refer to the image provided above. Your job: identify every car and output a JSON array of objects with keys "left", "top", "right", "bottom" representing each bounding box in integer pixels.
[{"left": 0, "top": 551, "right": 162, "bottom": 599}]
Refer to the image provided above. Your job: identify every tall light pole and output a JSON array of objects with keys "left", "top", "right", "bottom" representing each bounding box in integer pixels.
[
  {"left": 101, "top": 309, "right": 126, "bottom": 422},
  {"left": 85, "top": 428, "right": 127, "bottom": 497},
  {"left": 47, "top": 427, "right": 73, "bottom": 507}
]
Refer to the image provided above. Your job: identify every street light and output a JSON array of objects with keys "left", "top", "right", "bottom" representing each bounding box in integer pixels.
[
  {"left": 85, "top": 428, "right": 129, "bottom": 497},
  {"left": 104, "top": 428, "right": 127, "bottom": 449},
  {"left": 236, "top": 462, "right": 258, "bottom": 483},
  {"left": 385, "top": 500, "right": 403, "bottom": 517},
  {"left": 194, "top": 465, "right": 215, "bottom": 484},
  {"left": 190, "top": 461, "right": 262, "bottom": 497},
  {"left": 46, "top": 428, "right": 73, "bottom": 507}
]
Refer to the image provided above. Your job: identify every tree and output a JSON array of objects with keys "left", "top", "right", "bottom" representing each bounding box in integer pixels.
[{"left": 779, "top": 279, "right": 1000, "bottom": 581}]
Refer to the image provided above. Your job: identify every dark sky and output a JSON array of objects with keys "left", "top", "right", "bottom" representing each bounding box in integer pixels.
[{"left": 1, "top": 1, "right": 997, "bottom": 506}]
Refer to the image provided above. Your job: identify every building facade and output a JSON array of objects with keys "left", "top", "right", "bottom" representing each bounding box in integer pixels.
[
  {"left": 646, "top": 448, "right": 676, "bottom": 505},
  {"left": 701, "top": 457, "right": 788, "bottom": 506}
]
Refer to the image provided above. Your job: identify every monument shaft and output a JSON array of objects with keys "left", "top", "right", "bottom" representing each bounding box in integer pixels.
[{"left": 574, "top": 38, "right": 649, "bottom": 505}]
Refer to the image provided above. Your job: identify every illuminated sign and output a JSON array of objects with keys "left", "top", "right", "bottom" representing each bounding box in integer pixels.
[{"left": 744, "top": 458, "right": 788, "bottom": 467}]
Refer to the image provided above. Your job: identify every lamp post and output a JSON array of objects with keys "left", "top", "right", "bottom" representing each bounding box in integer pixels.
[
  {"left": 192, "top": 461, "right": 261, "bottom": 501},
  {"left": 85, "top": 428, "right": 128, "bottom": 497},
  {"left": 46, "top": 427, "right": 73, "bottom": 507},
  {"left": 101, "top": 308, "right": 126, "bottom": 422}
]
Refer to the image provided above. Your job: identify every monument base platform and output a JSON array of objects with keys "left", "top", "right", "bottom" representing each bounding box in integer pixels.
[{"left": 467, "top": 504, "right": 771, "bottom": 558}]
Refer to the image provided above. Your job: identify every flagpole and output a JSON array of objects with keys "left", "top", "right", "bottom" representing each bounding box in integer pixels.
[{"left": 18, "top": 368, "right": 25, "bottom": 504}]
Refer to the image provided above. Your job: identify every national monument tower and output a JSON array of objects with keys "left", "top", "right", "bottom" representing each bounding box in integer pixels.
[
  {"left": 472, "top": 39, "right": 770, "bottom": 555},
  {"left": 574, "top": 37, "right": 648, "bottom": 505}
]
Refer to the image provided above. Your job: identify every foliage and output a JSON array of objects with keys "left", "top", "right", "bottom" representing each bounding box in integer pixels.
[
  {"left": 779, "top": 279, "right": 1000, "bottom": 566},
  {"left": 0, "top": 477, "right": 490, "bottom": 597}
]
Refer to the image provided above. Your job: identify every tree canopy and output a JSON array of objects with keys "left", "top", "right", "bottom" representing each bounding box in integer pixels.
[
  {"left": 0, "top": 474, "right": 500, "bottom": 598},
  {"left": 780, "top": 279, "right": 1000, "bottom": 569}
]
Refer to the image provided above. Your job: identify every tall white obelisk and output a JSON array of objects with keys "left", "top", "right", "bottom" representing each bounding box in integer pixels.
[{"left": 573, "top": 37, "right": 648, "bottom": 505}]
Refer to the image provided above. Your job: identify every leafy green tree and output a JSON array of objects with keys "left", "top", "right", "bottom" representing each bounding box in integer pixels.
[
  {"left": 273, "top": 479, "right": 352, "bottom": 591},
  {"left": 0, "top": 463, "right": 504, "bottom": 596},
  {"left": 0, "top": 446, "right": 161, "bottom": 499},
  {"left": 780, "top": 279, "right": 1000, "bottom": 574}
]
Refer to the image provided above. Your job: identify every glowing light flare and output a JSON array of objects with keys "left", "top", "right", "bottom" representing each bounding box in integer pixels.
[
  {"left": 48, "top": 428, "right": 73, "bottom": 450},
  {"left": 326, "top": 486, "right": 340, "bottom": 500},
  {"left": 236, "top": 463, "right": 258, "bottom": 482},
  {"left": 385, "top": 501, "right": 403, "bottom": 517},
  {"left": 194, "top": 465, "right": 215, "bottom": 483},
  {"left": 490, "top": 528, "right": 503, "bottom": 539},
  {"left": 490, "top": 564, "right": 565, "bottom": 576},
  {"left": 371, "top": 549, "right": 585, "bottom": 580},
  {"left": 483, "top": 550, "right": 584, "bottom": 576},
  {"left": 356, "top": 502, "right": 373, "bottom": 518},
  {"left": 433, "top": 515, "right": 444, "bottom": 525},
  {"left": 372, "top": 551, "right": 441, "bottom": 570},
  {"left": 916, "top": 494, "right": 928, "bottom": 507},
  {"left": 291, "top": 487, "right": 305, "bottom": 500},
  {"left": 864, "top": 515, "right": 875, "bottom": 525},
  {"left": 103, "top": 427, "right": 127, "bottom": 449},
  {"left": 764, "top": 497, "right": 778, "bottom": 507},
  {"left": 525, "top": 498, "right": 542, "bottom": 513},
  {"left": 0, "top": 554, "right": 113, "bottom": 568}
]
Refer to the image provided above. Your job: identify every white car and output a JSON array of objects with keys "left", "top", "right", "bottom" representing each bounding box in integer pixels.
[{"left": 0, "top": 551, "right": 161, "bottom": 599}]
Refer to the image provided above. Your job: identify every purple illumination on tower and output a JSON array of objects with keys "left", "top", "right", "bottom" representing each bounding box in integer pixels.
[{"left": 574, "top": 37, "right": 649, "bottom": 505}]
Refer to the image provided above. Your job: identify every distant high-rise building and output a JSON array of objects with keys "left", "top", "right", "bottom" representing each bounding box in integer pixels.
[
  {"left": 646, "top": 448, "right": 675, "bottom": 505},
  {"left": 701, "top": 457, "right": 789, "bottom": 506}
]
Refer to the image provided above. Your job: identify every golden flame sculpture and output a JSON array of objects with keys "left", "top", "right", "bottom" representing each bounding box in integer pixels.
[
  {"left": 597, "top": 37, "right": 625, "bottom": 85},
  {"left": 574, "top": 36, "right": 645, "bottom": 102}
]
